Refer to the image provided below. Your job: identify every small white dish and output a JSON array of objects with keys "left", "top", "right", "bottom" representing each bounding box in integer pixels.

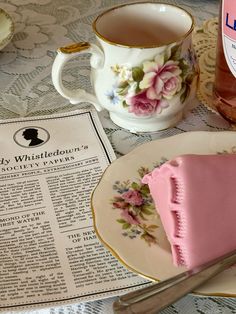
[
  {"left": 0, "top": 8, "right": 14, "bottom": 50},
  {"left": 92, "top": 131, "right": 236, "bottom": 297}
]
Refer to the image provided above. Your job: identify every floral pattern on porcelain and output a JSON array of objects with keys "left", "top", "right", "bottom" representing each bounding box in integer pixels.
[
  {"left": 111, "top": 158, "right": 168, "bottom": 246},
  {"left": 106, "top": 43, "right": 197, "bottom": 116},
  {"left": 111, "top": 150, "right": 236, "bottom": 246}
]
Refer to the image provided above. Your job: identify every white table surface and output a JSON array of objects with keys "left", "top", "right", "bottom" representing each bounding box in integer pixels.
[{"left": 1, "top": 0, "right": 236, "bottom": 313}]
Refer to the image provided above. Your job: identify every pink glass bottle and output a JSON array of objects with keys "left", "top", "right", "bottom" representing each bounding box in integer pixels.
[{"left": 213, "top": 0, "right": 236, "bottom": 122}]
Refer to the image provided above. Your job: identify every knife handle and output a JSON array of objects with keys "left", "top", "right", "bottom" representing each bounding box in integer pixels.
[{"left": 113, "top": 250, "right": 236, "bottom": 314}]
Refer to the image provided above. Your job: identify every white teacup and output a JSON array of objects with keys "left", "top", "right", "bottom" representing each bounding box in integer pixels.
[{"left": 52, "top": 2, "right": 198, "bottom": 132}]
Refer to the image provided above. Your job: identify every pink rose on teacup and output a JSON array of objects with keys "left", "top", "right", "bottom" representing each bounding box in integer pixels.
[
  {"left": 139, "top": 55, "right": 182, "bottom": 100},
  {"left": 126, "top": 91, "right": 168, "bottom": 116}
]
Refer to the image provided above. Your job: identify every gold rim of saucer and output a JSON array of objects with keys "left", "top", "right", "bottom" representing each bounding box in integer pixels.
[
  {"left": 92, "top": 1, "right": 195, "bottom": 49},
  {"left": 91, "top": 132, "right": 236, "bottom": 298}
]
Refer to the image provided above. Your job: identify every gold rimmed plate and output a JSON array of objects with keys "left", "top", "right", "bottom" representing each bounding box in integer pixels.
[
  {"left": 0, "top": 8, "right": 14, "bottom": 50},
  {"left": 92, "top": 131, "right": 236, "bottom": 297}
]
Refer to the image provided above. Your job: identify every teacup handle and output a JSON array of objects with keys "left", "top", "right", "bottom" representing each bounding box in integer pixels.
[{"left": 52, "top": 42, "right": 104, "bottom": 111}]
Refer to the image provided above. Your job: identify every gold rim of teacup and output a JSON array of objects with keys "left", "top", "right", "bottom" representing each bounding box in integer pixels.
[{"left": 92, "top": 2, "right": 195, "bottom": 49}]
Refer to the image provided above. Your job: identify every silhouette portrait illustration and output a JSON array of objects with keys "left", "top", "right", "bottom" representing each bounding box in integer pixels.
[{"left": 22, "top": 128, "right": 44, "bottom": 146}]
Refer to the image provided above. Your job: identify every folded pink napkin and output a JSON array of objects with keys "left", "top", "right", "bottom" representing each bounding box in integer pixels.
[{"left": 142, "top": 154, "right": 236, "bottom": 269}]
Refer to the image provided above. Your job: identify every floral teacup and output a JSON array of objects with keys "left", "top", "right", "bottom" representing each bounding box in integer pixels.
[{"left": 52, "top": 2, "right": 198, "bottom": 132}]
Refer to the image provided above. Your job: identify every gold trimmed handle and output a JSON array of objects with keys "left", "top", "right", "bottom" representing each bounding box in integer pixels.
[
  {"left": 52, "top": 42, "right": 104, "bottom": 110},
  {"left": 59, "top": 42, "right": 91, "bottom": 54}
]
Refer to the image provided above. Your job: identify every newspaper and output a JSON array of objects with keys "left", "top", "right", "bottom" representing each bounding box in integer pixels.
[{"left": 0, "top": 109, "right": 150, "bottom": 312}]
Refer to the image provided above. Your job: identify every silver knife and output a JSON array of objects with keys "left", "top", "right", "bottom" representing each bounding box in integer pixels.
[{"left": 113, "top": 249, "right": 236, "bottom": 314}]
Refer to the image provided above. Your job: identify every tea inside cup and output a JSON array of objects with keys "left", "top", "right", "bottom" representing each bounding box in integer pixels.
[
  {"left": 94, "top": 3, "right": 194, "bottom": 47},
  {"left": 52, "top": 3, "right": 198, "bottom": 133}
]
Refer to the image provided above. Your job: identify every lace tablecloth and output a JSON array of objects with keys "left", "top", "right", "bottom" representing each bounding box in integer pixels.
[{"left": 0, "top": 0, "right": 236, "bottom": 313}]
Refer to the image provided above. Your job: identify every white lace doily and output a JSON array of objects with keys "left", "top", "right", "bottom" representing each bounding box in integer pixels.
[
  {"left": 1, "top": 1, "right": 236, "bottom": 313},
  {"left": 193, "top": 17, "right": 218, "bottom": 113}
]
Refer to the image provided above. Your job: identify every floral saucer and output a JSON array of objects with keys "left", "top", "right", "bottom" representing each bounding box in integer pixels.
[
  {"left": 92, "top": 131, "right": 236, "bottom": 297},
  {"left": 0, "top": 8, "right": 14, "bottom": 50}
]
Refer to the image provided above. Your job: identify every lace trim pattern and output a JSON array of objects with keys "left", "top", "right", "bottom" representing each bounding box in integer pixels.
[{"left": 193, "top": 17, "right": 218, "bottom": 113}]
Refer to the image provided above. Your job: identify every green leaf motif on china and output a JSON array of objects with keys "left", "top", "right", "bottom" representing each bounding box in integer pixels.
[
  {"left": 110, "top": 162, "right": 168, "bottom": 246},
  {"left": 106, "top": 44, "right": 197, "bottom": 116}
]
